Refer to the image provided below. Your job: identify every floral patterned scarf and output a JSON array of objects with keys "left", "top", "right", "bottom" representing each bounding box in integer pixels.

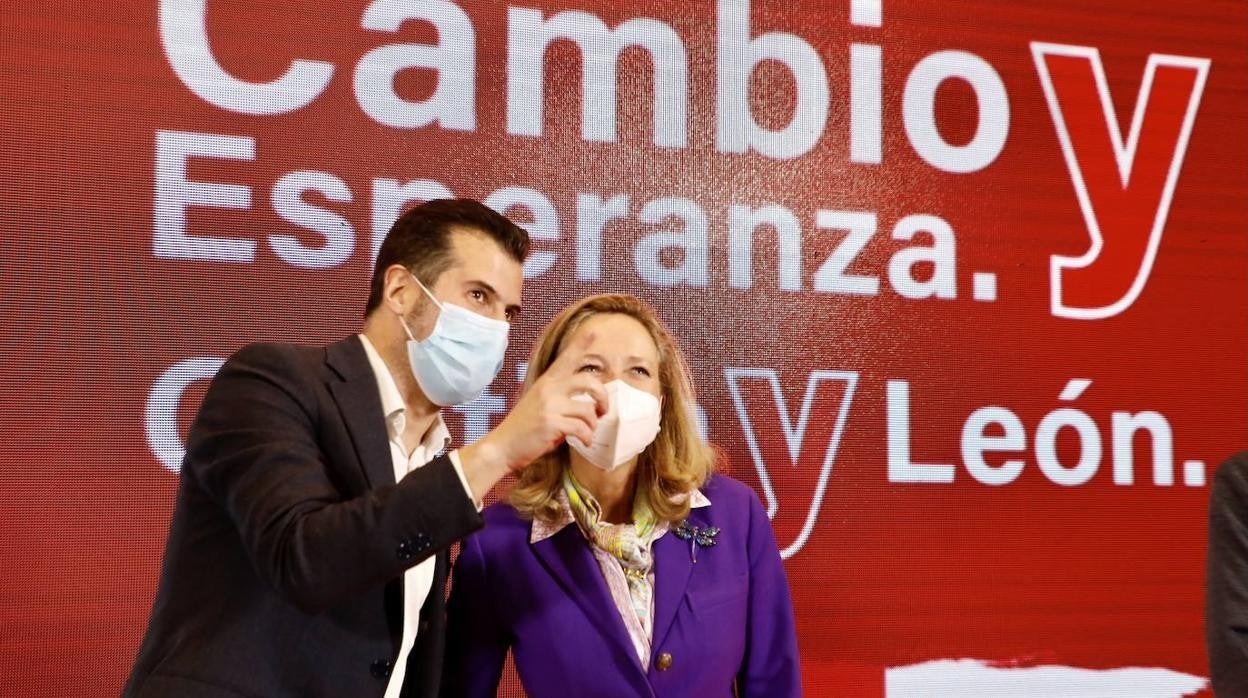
[{"left": 562, "top": 469, "right": 659, "bottom": 640}]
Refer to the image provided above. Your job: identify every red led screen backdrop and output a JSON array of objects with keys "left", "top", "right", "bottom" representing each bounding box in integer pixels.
[{"left": 3, "top": 0, "right": 1246, "bottom": 695}]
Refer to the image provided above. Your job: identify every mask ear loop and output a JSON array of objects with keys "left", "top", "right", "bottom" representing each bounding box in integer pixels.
[
  {"left": 399, "top": 271, "right": 443, "bottom": 342},
  {"left": 399, "top": 315, "right": 418, "bottom": 342},
  {"left": 408, "top": 271, "right": 444, "bottom": 309}
]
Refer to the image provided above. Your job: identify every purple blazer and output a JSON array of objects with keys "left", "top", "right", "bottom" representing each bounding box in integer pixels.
[{"left": 442, "top": 474, "right": 801, "bottom": 698}]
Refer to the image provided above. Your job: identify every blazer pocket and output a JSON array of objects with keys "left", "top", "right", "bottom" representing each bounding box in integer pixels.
[{"left": 685, "top": 572, "right": 748, "bottom": 613}]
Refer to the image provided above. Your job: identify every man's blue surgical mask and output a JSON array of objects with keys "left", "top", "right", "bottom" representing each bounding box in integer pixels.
[{"left": 401, "top": 273, "right": 509, "bottom": 406}]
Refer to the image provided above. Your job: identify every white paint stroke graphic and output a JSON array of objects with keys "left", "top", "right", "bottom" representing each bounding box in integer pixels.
[{"left": 886, "top": 658, "right": 1206, "bottom": 697}]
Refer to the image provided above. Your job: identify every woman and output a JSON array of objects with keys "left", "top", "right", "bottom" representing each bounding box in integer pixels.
[{"left": 443, "top": 294, "right": 801, "bottom": 697}]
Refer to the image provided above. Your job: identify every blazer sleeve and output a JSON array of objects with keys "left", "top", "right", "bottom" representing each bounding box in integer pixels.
[
  {"left": 442, "top": 531, "right": 510, "bottom": 697},
  {"left": 1207, "top": 452, "right": 1248, "bottom": 695},
  {"left": 184, "top": 343, "right": 483, "bottom": 614},
  {"left": 737, "top": 490, "right": 803, "bottom": 697}
]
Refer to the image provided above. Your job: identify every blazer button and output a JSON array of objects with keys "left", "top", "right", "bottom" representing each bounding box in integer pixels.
[
  {"left": 370, "top": 659, "right": 392, "bottom": 679},
  {"left": 396, "top": 540, "right": 413, "bottom": 561},
  {"left": 413, "top": 532, "right": 432, "bottom": 553},
  {"left": 656, "top": 652, "right": 673, "bottom": 672}
]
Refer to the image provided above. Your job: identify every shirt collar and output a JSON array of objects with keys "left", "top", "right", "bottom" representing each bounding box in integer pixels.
[
  {"left": 529, "top": 485, "right": 711, "bottom": 544},
  {"left": 358, "top": 334, "right": 451, "bottom": 451}
]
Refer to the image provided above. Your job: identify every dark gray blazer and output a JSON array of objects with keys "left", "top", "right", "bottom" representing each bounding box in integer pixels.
[
  {"left": 125, "top": 336, "right": 482, "bottom": 697},
  {"left": 1208, "top": 451, "right": 1248, "bottom": 696}
]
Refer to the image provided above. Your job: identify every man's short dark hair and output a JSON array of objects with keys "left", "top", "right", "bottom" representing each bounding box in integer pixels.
[{"left": 364, "top": 198, "right": 530, "bottom": 317}]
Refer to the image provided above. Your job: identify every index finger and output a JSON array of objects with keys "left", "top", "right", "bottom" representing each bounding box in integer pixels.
[
  {"left": 545, "top": 330, "right": 596, "bottom": 378},
  {"left": 565, "top": 374, "right": 609, "bottom": 417}
]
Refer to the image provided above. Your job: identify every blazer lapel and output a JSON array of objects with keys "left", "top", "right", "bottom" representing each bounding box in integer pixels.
[
  {"left": 650, "top": 519, "right": 698, "bottom": 655},
  {"left": 532, "top": 525, "right": 652, "bottom": 682},
  {"left": 325, "top": 336, "right": 394, "bottom": 490}
]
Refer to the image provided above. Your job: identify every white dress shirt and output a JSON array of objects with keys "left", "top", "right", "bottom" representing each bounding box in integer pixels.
[{"left": 358, "top": 335, "right": 477, "bottom": 697}]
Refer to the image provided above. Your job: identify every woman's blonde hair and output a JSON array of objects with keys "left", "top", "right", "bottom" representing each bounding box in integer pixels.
[{"left": 509, "top": 294, "right": 718, "bottom": 525}]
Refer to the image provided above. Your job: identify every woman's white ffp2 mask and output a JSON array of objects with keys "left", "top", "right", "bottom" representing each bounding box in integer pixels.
[{"left": 568, "top": 379, "right": 662, "bottom": 471}]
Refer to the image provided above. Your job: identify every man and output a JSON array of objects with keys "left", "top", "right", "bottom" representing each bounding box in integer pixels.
[
  {"left": 1208, "top": 451, "right": 1248, "bottom": 695},
  {"left": 125, "top": 199, "right": 608, "bottom": 697}
]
